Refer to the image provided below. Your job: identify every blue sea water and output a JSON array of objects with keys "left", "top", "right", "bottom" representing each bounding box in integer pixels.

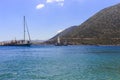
[{"left": 0, "top": 45, "right": 120, "bottom": 80}]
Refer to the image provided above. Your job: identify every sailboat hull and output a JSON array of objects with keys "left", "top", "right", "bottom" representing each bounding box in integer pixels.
[{"left": 2, "top": 43, "right": 31, "bottom": 46}]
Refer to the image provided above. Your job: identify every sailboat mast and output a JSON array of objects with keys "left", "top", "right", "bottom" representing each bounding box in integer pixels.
[{"left": 24, "top": 16, "right": 25, "bottom": 41}]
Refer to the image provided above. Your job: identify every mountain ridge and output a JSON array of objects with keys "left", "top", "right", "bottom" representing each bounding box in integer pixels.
[{"left": 46, "top": 3, "right": 120, "bottom": 45}]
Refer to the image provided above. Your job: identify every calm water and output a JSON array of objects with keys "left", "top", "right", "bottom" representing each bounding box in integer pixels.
[{"left": 0, "top": 45, "right": 120, "bottom": 80}]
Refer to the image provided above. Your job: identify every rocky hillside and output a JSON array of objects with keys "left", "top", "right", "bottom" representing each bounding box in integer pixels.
[{"left": 47, "top": 3, "right": 120, "bottom": 45}]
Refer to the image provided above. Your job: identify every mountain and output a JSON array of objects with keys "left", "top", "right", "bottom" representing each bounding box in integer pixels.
[{"left": 47, "top": 3, "right": 120, "bottom": 45}]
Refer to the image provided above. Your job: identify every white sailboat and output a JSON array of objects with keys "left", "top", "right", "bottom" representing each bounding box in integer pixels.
[{"left": 55, "top": 36, "right": 68, "bottom": 46}]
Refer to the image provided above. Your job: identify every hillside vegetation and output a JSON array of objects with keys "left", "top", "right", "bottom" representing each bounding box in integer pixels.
[{"left": 47, "top": 3, "right": 120, "bottom": 45}]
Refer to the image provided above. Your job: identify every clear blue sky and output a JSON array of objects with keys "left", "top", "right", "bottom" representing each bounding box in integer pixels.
[{"left": 0, "top": 0, "right": 120, "bottom": 41}]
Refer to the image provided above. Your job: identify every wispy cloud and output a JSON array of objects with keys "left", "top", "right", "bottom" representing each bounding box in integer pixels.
[
  {"left": 46, "top": 0, "right": 64, "bottom": 6},
  {"left": 36, "top": 4, "right": 45, "bottom": 9},
  {"left": 46, "top": 0, "right": 64, "bottom": 3},
  {"left": 57, "top": 29, "right": 64, "bottom": 33},
  {"left": 36, "top": 0, "right": 64, "bottom": 9},
  {"left": 58, "top": 3, "right": 64, "bottom": 7}
]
